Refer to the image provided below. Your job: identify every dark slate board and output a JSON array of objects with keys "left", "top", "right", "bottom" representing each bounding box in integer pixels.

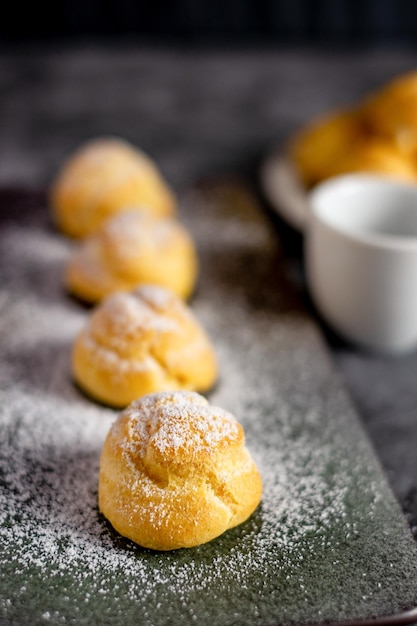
[{"left": 1, "top": 186, "right": 417, "bottom": 626}]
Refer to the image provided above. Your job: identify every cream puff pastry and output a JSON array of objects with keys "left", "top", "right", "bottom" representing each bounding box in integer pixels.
[
  {"left": 66, "top": 210, "right": 197, "bottom": 302},
  {"left": 51, "top": 138, "right": 176, "bottom": 237},
  {"left": 72, "top": 286, "right": 217, "bottom": 407},
  {"left": 98, "top": 391, "right": 262, "bottom": 550}
]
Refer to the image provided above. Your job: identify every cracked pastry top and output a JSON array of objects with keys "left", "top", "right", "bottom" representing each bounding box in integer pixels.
[
  {"left": 72, "top": 285, "right": 217, "bottom": 408},
  {"left": 50, "top": 137, "right": 176, "bottom": 238},
  {"left": 98, "top": 390, "right": 262, "bottom": 550},
  {"left": 65, "top": 210, "right": 198, "bottom": 303}
]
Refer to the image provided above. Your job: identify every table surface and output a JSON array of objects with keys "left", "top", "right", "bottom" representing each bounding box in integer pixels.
[{"left": 1, "top": 42, "right": 417, "bottom": 542}]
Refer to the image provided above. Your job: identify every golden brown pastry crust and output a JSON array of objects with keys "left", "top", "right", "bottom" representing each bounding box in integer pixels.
[
  {"left": 66, "top": 210, "right": 198, "bottom": 303},
  {"left": 98, "top": 391, "right": 262, "bottom": 550},
  {"left": 289, "top": 73, "right": 417, "bottom": 187},
  {"left": 328, "top": 138, "right": 417, "bottom": 182},
  {"left": 72, "top": 286, "right": 217, "bottom": 407},
  {"left": 50, "top": 138, "right": 176, "bottom": 238},
  {"left": 361, "top": 72, "right": 417, "bottom": 154},
  {"left": 289, "top": 110, "right": 365, "bottom": 187}
]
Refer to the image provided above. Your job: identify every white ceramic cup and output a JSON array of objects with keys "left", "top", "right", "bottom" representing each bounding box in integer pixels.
[{"left": 306, "top": 174, "right": 417, "bottom": 353}]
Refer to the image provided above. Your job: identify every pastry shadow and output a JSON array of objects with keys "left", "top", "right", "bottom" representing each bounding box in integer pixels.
[
  {"left": 98, "top": 502, "right": 265, "bottom": 563},
  {"left": 65, "top": 290, "right": 96, "bottom": 310},
  {"left": 198, "top": 240, "right": 304, "bottom": 316},
  {"left": 4, "top": 337, "right": 88, "bottom": 405},
  {"left": 5, "top": 445, "right": 106, "bottom": 544},
  {"left": 0, "top": 187, "right": 48, "bottom": 225},
  {"left": 2, "top": 242, "right": 77, "bottom": 311}
]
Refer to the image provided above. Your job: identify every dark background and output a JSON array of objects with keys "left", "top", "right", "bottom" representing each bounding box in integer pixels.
[{"left": 3, "top": 0, "right": 417, "bottom": 45}]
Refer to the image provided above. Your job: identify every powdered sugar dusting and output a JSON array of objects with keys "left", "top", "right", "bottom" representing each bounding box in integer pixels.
[
  {"left": 119, "top": 391, "right": 240, "bottom": 460},
  {"left": 138, "top": 284, "right": 178, "bottom": 310},
  {"left": 102, "top": 209, "right": 176, "bottom": 257},
  {"left": 78, "top": 289, "right": 179, "bottom": 368},
  {"left": 75, "top": 287, "right": 205, "bottom": 384},
  {"left": 1, "top": 186, "right": 417, "bottom": 625},
  {"left": 95, "top": 290, "right": 179, "bottom": 336}
]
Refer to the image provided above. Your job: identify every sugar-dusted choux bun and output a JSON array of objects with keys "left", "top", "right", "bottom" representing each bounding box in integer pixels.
[
  {"left": 329, "top": 138, "right": 417, "bottom": 182},
  {"left": 361, "top": 73, "right": 417, "bottom": 155},
  {"left": 289, "top": 110, "right": 365, "bottom": 187},
  {"left": 50, "top": 138, "right": 177, "bottom": 238},
  {"left": 98, "top": 391, "right": 262, "bottom": 550},
  {"left": 65, "top": 210, "right": 198, "bottom": 303},
  {"left": 72, "top": 286, "right": 217, "bottom": 407}
]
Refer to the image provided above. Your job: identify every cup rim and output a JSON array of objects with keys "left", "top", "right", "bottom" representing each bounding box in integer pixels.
[{"left": 308, "top": 174, "right": 417, "bottom": 251}]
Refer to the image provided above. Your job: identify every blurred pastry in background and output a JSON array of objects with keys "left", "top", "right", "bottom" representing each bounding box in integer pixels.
[
  {"left": 50, "top": 138, "right": 176, "bottom": 238},
  {"left": 361, "top": 72, "right": 417, "bottom": 155},
  {"left": 289, "top": 110, "right": 365, "bottom": 188},
  {"left": 289, "top": 72, "right": 417, "bottom": 187},
  {"left": 329, "top": 138, "right": 417, "bottom": 182},
  {"left": 72, "top": 285, "right": 217, "bottom": 408},
  {"left": 66, "top": 210, "right": 197, "bottom": 303}
]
